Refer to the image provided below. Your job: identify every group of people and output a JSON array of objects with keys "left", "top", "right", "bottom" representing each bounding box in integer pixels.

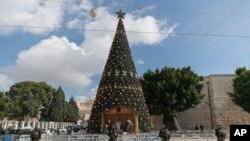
[
  {"left": 104, "top": 120, "right": 133, "bottom": 141},
  {"left": 195, "top": 124, "right": 204, "bottom": 133}
]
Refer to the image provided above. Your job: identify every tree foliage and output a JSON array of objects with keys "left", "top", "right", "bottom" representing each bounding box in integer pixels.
[
  {"left": 7, "top": 81, "right": 54, "bottom": 120},
  {"left": 4, "top": 81, "right": 80, "bottom": 122},
  {"left": 48, "top": 88, "right": 79, "bottom": 122},
  {"left": 141, "top": 66, "right": 203, "bottom": 128},
  {"left": 232, "top": 67, "right": 250, "bottom": 111},
  {"left": 49, "top": 86, "right": 65, "bottom": 122},
  {"left": 0, "top": 92, "right": 8, "bottom": 119},
  {"left": 64, "top": 97, "right": 79, "bottom": 123}
]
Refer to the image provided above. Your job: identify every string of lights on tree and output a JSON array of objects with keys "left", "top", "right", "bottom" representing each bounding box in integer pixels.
[{"left": 87, "top": 10, "right": 151, "bottom": 133}]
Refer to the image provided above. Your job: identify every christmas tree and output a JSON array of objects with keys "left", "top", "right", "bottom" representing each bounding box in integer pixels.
[{"left": 87, "top": 10, "right": 151, "bottom": 133}]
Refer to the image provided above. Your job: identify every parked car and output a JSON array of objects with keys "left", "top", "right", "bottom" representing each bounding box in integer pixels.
[
  {"left": 18, "top": 134, "right": 31, "bottom": 141},
  {"left": 17, "top": 127, "right": 32, "bottom": 141},
  {"left": 57, "top": 128, "right": 67, "bottom": 135}
]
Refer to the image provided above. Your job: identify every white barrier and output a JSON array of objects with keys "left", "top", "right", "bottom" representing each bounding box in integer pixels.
[
  {"left": 0, "top": 135, "right": 19, "bottom": 141},
  {"left": 41, "top": 134, "right": 110, "bottom": 141},
  {"left": 0, "top": 130, "right": 230, "bottom": 141},
  {"left": 117, "top": 135, "right": 161, "bottom": 141}
]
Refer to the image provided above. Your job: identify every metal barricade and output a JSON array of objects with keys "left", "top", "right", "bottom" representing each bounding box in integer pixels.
[
  {"left": 0, "top": 134, "right": 19, "bottom": 141},
  {"left": 41, "top": 134, "right": 110, "bottom": 141},
  {"left": 137, "top": 130, "right": 230, "bottom": 141},
  {"left": 39, "top": 130, "right": 229, "bottom": 141},
  {"left": 117, "top": 135, "right": 161, "bottom": 141}
]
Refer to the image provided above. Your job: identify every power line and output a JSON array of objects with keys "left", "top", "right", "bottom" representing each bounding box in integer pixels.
[
  {"left": 43, "top": 0, "right": 250, "bottom": 18},
  {"left": 205, "top": 0, "right": 247, "bottom": 34},
  {"left": 1, "top": 24, "right": 250, "bottom": 38},
  {"left": 150, "top": 9, "right": 250, "bottom": 18}
]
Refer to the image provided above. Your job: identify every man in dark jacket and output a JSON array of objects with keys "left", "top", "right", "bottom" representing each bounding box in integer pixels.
[
  {"left": 159, "top": 125, "right": 170, "bottom": 141},
  {"left": 109, "top": 125, "right": 117, "bottom": 141},
  {"left": 215, "top": 125, "right": 226, "bottom": 141},
  {"left": 31, "top": 127, "right": 41, "bottom": 141}
]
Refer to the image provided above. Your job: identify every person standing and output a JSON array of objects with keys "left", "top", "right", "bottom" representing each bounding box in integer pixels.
[
  {"left": 31, "top": 127, "right": 41, "bottom": 141},
  {"left": 159, "top": 125, "right": 170, "bottom": 141},
  {"left": 195, "top": 125, "right": 199, "bottom": 130},
  {"left": 126, "top": 120, "right": 133, "bottom": 133},
  {"left": 115, "top": 120, "right": 121, "bottom": 133},
  {"left": 104, "top": 124, "right": 109, "bottom": 135},
  {"left": 121, "top": 120, "right": 127, "bottom": 133},
  {"left": 200, "top": 124, "right": 204, "bottom": 133},
  {"left": 109, "top": 124, "right": 117, "bottom": 141},
  {"left": 215, "top": 125, "right": 226, "bottom": 141}
]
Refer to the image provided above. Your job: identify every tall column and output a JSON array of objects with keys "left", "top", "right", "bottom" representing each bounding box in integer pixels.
[
  {"left": 21, "top": 121, "right": 25, "bottom": 128},
  {"left": 54, "top": 122, "right": 56, "bottom": 129},
  {"left": 48, "top": 122, "right": 50, "bottom": 129},
  {"left": 51, "top": 122, "right": 54, "bottom": 129},
  {"left": 14, "top": 121, "right": 18, "bottom": 130},
  {"left": 45, "top": 122, "right": 48, "bottom": 131},
  {"left": 32, "top": 121, "right": 35, "bottom": 128},
  {"left": 27, "top": 120, "right": 31, "bottom": 127},
  {"left": 37, "top": 122, "right": 40, "bottom": 129},
  {"left": 55, "top": 122, "right": 58, "bottom": 129},
  {"left": 41, "top": 122, "right": 44, "bottom": 129},
  {"left": 3, "top": 121, "right": 7, "bottom": 130}
]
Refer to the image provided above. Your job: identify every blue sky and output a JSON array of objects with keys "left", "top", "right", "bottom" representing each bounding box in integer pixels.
[{"left": 1, "top": 0, "right": 250, "bottom": 101}]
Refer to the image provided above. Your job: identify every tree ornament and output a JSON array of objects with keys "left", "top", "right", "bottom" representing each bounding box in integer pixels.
[
  {"left": 89, "top": 8, "right": 97, "bottom": 17},
  {"left": 107, "top": 71, "right": 111, "bottom": 76},
  {"left": 115, "top": 70, "right": 119, "bottom": 76},
  {"left": 122, "top": 70, "right": 127, "bottom": 76}
]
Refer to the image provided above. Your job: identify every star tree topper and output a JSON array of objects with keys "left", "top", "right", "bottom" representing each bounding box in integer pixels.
[{"left": 116, "top": 9, "right": 126, "bottom": 19}]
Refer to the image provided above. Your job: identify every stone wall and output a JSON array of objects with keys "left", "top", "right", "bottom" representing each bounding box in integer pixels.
[
  {"left": 210, "top": 75, "right": 250, "bottom": 130},
  {"left": 77, "top": 99, "right": 94, "bottom": 121},
  {"left": 178, "top": 74, "right": 250, "bottom": 130},
  {"left": 150, "top": 115, "right": 164, "bottom": 131},
  {"left": 177, "top": 76, "right": 213, "bottom": 130}
]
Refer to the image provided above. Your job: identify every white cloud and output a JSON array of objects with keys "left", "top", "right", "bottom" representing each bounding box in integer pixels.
[
  {"left": 68, "top": 6, "right": 178, "bottom": 46},
  {"left": 75, "top": 86, "right": 97, "bottom": 102},
  {"left": 0, "top": 74, "right": 13, "bottom": 91},
  {"left": 67, "top": 18, "right": 82, "bottom": 29},
  {"left": 67, "top": 0, "right": 92, "bottom": 15},
  {"left": 69, "top": 5, "right": 178, "bottom": 64},
  {"left": 125, "top": 15, "right": 178, "bottom": 45},
  {"left": 132, "top": 5, "right": 156, "bottom": 17},
  {"left": 136, "top": 59, "right": 145, "bottom": 65},
  {"left": 0, "top": 0, "right": 64, "bottom": 34},
  {"left": 88, "top": 87, "right": 97, "bottom": 99},
  {"left": 4, "top": 36, "right": 92, "bottom": 89},
  {"left": 1, "top": 3, "right": 178, "bottom": 98},
  {"left": 75, "top": 95, "right": 89, "bottom": 102}
]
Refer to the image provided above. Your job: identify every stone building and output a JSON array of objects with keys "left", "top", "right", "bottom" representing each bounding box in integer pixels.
[
  {"left": 78, "top": 74, "right": 250, "bottom": 130},
  {"left": 177, "top": 74, "right": 250, "bottom": 130},
  {"left": 77, "top": 99, "right": 94, "bottom": 122}
]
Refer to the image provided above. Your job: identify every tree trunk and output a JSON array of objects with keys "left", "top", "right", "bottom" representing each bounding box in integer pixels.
[{"left": 163, "top": 113, "right": 177, "bottom": 130}]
